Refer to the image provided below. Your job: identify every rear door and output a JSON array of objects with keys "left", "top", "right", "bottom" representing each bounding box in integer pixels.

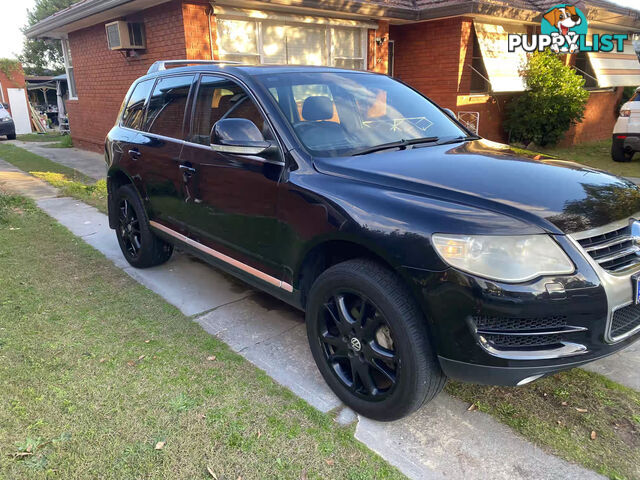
[
  {"left": 178, "top": 74, "right": 285, "bottom": 282},
  {"left": 135, "top": 74, "right": 195, "bottom": 233}
]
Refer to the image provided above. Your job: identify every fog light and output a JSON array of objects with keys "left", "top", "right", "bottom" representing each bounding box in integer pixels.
[{"left": 517, "top": 374, "right": 544, "bottom": 386}]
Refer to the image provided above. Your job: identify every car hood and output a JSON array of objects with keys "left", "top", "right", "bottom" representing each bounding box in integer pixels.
[
  {"left": 313, "top": 139, "right": 640, "bottom": 235},
  {"left": 0, "top": 109, "right": 11, "bottom": 120}
]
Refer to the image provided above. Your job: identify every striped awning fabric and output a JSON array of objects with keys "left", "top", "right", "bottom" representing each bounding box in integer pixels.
[
  {"left": 587, "top": 30, "right": 640, "bottom": 88},
  {"left": 474, "top": 22, "right": 528, "bottom": 92}
]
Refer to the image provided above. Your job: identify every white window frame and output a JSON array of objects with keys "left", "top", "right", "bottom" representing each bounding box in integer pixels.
[
  {"left": 61, "top": 37, "right": 78, "bottom": 100},
  {"left": 0, "top": 81, "right": 4, "bottom": 103},
  {"left": 216, "top": 12, "right": 370, "bottom": 70}
]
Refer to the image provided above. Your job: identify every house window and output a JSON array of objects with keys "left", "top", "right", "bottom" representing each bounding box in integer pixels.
[
  {"left": 470, "top": 30, "right": 490, "bottom": 93},
  {"left": 61, "top": 38, "right": 77, "bottom": 99},
  {"left": 574, "top": 51, "right": 598, "bottom": 89},
  {"left": 217, "top": 18, "right": 366, "bottom": 70}
]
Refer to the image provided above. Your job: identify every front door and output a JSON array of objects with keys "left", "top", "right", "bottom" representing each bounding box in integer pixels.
[
  {"left": 134, "top": 74, "right": 194, "bottom": 233},
  {"left": 179, "top": 74, "right": 285, "bottom": 280}
]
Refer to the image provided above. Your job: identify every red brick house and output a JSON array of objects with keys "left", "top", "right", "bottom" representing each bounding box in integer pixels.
[{"left": 26, "top": 0, "right": 640, "bottom": 152}]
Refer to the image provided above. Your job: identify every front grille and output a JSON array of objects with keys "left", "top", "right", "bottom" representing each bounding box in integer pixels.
[
  {"left": 611, "top": 304, "right": 640, "bottom": 339},
  {"left": 577, "top": 224, "right": 640, "bottom": 272}
]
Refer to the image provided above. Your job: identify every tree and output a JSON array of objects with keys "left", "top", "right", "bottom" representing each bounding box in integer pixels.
[
  {"left": 504, "top": 50, "right": 589, "bottom": 147},
  {"left": 18, "top": 0, "right": 80, "bottom": 75}
]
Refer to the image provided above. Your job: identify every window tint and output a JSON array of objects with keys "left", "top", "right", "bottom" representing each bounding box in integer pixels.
[
  {"left": 190, "top": 75, "right": 270, "bottom": 145},
  {"left": 144, "top": 75, "right": 194, "bottom": 138},
  {"left": 122, "top": 79, "right": 154, "bottom": 129}
]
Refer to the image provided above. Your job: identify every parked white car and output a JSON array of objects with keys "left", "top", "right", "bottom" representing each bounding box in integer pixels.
[{"left": 612, "top": 87, "right": 640, "bottom": 162}]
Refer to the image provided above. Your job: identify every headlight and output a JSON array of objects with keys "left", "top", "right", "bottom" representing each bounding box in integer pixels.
[
  {"left": 432, "top": 234, "right": 574, "bottom": 283},
  {"left": 620, "top": 109, "right": 631, "bottom": 118},
  {"left": 1, "top": 117, "right": 10, "bottom": 122}
]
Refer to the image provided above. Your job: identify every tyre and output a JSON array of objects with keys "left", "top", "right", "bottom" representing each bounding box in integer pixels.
[
  {"left": 305, "top": 259, "right": 445, "bottom": 421},
  {"left": 6, "top": 133, "right": 15, "bottom": 140},
  {"left": 612, "top": 138, "right": 633, "bottom": 162},
  {"left": 114, "top": 184, "right": 173, "bottom": 268}
]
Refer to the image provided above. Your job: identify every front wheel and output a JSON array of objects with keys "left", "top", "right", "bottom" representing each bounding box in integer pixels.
[
  {"left": 114, "top": 184, "right": 173, "bottom": 268},
  {"left": 305, "top": 259, "right": 445, "bottom": 421},
  {"left": 6, "top": 133, "right": 16, "bottom": 140}
]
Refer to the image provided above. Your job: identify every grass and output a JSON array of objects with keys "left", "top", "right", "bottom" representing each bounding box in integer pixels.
[
  {"left": 0, "top": 143, "right": 90, "bottom": 183},
  {"left": 447, "top": 370, "right": 640, "bottom": 480},
  {"left": 15, "top": 133, "right": 73, "bottom": 149},
  {"left": 0, "top": 192, "right": 405, "bottom": 480},
  {"left": 531, "top": 139, "right": 640, "bottom": 178},
  {"left": 30, "top": 172, "right": 107, "bottom": 213},
  {"left": 16, "top": 133, "right": 65, "bottom": 143},
  {"left": 0, "top": 143, "right": 106, "bottom": 213}
]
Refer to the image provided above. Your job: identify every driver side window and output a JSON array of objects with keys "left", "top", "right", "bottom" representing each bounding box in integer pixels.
[{"left": 189, "top": 75, "right": 271, "bottom": 146}]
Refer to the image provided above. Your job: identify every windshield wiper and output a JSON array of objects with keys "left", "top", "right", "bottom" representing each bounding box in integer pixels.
[
  {"left": 431, "top": 135, "right": 480, "bottom": 146},
  {"left": 350, "top": 136, "right": 440, "bottom": 156}
]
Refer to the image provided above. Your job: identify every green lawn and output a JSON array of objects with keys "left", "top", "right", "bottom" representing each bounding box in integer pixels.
[
  {"left": 0, "top": 144, "right": 106, "bottom": 213},
  {"left": 533, "top": 139, "right": 640, "bottom": 178},
  {"left": 0, "top": 192, "right": 405, "bottom": 480},
  {"left": 16, "top": 133, "right": 66, "bottom": 143}
]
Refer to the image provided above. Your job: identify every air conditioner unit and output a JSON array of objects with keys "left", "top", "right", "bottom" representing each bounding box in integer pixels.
[{"left": 105, "top": 21, "right": 146, "bottom": 50}]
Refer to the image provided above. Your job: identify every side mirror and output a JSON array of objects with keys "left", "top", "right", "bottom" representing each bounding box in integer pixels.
[
  {"left": 443, "top": 108, "right": 457, "bottom": 119},
  {"left": 210, "top": 118, "right": 271, "bottom": 155}
]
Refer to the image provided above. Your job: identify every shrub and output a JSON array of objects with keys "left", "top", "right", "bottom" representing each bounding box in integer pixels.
[{"left": 504, "top": 50, "right": 589, "bottom": 147}]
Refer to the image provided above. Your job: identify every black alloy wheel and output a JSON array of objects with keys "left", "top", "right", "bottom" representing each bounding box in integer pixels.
[
  {"left": 118, "top": 198, "right": 142, "bottom": 260},
  {"left": 319, "top": 291, "right": 398, "bottom": 400},
  {"left": 113, "top": 184, "right": 173, "bottom": 268},
  {"left": 306, "top": 259, "right": 446, "bottom": 421}
]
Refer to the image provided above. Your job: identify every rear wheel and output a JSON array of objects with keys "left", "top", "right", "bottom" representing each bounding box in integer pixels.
[
  {"left": 305, "top": 259, "right": 445, "bottom": 421},
  {"left": 6, "top": 133, "right": 15, "bottom": 140},
  {"left": 612, "top": 138, "right": 634, "bottom": 162},
  {"left": 114, "top": 184, "right": 173, "bottom": 268}
]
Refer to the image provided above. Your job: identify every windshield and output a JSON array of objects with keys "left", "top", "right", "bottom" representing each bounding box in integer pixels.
[{"left": 255, "top": 72, "right": 468, "bottom": 157}]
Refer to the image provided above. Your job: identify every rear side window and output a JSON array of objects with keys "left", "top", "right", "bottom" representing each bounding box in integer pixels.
[
  {"left": 143, "top": 74, "right": 194, "bottom": 139},
  {"left": 122, "top": 79, "right": 154, "bottom": 129},
  {"left": 189, "top": 75, "right": 270, "bottom": 145}
]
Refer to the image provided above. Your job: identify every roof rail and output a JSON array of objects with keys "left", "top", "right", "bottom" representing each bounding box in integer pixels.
[{"left": 147, "top": 59, "right": 241, "bottom": 74}]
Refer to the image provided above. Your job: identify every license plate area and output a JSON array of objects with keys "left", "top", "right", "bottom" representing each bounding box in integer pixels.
[{"left": 633, "top": 274, "right": 640, "bottom": 305}]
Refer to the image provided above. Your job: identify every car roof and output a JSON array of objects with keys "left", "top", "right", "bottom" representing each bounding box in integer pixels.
[{"left": 141, "top": 63, "right": 376, "bottom": 82}]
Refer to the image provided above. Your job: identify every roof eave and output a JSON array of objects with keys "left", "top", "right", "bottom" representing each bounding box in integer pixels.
[{"left": 25, "top": 0, "right": 135, "bottom": 38}]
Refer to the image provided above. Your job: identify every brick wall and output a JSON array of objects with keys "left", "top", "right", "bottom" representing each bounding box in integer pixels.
[
  {"left": 66, "top": 0, "right": 189, "bottom": 152},
  {"left": 390, "top": 17, "right": 622, "bottom": 145},
  {"left": 367, "top": 20, "right": 389, "bottom": 74},
  {"left": 559, "top": 88, "right": 623, "bottom": 146}
]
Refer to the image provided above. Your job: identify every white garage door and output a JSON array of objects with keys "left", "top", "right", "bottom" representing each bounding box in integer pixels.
[
  {"left": 7, "top": 88, "right": 32, "bottom": 134},
  {"left": 216, "top": 12, "right": 368, "bottom": 70}
]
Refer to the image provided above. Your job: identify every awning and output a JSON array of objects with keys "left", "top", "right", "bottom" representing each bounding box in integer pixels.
[
  {"left": 473, "top": 22, "right": 528, "bottom": 93},
  {"left": 587, "top": 30, "right": 640, "bottom": 87}
]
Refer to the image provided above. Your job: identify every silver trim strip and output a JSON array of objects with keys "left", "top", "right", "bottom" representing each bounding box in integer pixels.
[
  {"left": 478, "top": 338, "right": 588, "bottom": 360},
  {"left": 570, "top": 213, "right": 640, "bottom": 241},
  {"left": 583, "top": 234, "right": 632, "bottom": 252},
  {"left": 150, "top": 221, "right": 293, "bottom": 293},
  {"left": 592, "top": 245, "right": 640, "bottom": 264},
  {"left": 476, "top": 326, "right": 587, "bottom": 336}
]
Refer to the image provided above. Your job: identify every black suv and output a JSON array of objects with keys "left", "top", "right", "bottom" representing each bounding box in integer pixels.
[
  {"left": 0, "top": 103, "right": 16, "bottom": 140},
  {"left": 106, "top": 61, "right": 640, "bottom": 420}
]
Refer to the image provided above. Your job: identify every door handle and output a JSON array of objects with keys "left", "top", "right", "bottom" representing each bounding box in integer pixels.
[
  {"left": 128, "top": 148, "right": 141, "bottom": 160},
  {"left": 179, "top": 164, "right": 196, "bottom": 174}
]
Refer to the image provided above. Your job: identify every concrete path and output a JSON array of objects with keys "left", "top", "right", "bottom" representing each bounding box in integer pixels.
[
  {"left": 10, "top": 140, "right": 106, "bottom": 181},
  {"left": 0, "top": 158, "right": 609, "bottom": 479}
]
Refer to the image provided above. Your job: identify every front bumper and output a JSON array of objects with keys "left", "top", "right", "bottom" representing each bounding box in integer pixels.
[
  {"left": 402, "top": 230, "right": 640, "bottom": 386},
  {"left": 0, "top": 120, "right": 15, "bottom": 136}
]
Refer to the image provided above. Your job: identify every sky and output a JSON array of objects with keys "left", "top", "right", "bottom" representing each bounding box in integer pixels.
[{"left": 1, "top": 0, "right": 640, "bottom": 59}]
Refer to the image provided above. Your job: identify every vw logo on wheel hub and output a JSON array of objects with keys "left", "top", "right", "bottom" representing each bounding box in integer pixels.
[{"left": 350, "top": 337, "right": 362, "bottom": 352}]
